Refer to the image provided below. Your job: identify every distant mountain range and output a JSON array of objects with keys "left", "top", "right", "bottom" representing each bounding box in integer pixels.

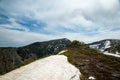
[{"left": 89, "top": 39, "right": 120, "bottom": 55}]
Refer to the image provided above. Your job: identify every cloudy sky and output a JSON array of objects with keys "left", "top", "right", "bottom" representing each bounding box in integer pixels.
[{"left": 0, "top": 0, "right": 120, "bottom": 47}]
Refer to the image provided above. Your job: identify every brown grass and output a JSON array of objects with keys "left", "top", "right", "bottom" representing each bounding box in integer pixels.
[{"left": 63, "top": 47, "right": 120, "bottom": 80}]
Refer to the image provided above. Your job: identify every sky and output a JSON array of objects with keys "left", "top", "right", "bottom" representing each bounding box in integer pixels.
[{"left": 0, "top": 0, "right": 120, "bottom": 47}]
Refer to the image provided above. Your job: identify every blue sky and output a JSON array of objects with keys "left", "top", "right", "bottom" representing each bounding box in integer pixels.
[{"left": 0, "top": 0, "right": 120, "bottom": 47}]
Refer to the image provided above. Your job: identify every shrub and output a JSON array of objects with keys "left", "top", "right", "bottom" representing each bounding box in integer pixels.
[{"left": 68, "top": 40, "right": 85, "bottom": 47}]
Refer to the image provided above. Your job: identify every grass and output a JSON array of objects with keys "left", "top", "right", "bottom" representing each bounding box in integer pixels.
[{"left": 63, "top": 47, "right": 120, "bottom": 80}]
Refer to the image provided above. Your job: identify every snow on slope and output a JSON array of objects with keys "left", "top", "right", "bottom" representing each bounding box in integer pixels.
[
  {"left": 104, "top": 52, "right": 120, "bottom": 58},
  {"left": 89, "top": 40, "right": 120, "bottom": 58},
  {"left": 104, "top": 41, "right": 111, "bottom": 49},
  {"left": 90, "top": 40, "right": 120, "bottom": 57},
  {"left": 58, "top": 50, "right": 68, "bottom": 54},
  {"left": 0, "top": 55, "right": 81, "bottom": 80},
  {"left": 89, "top": 44, "right": 100, "bottom": 49}
]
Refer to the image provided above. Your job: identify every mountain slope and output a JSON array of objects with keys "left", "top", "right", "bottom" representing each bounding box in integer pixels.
[
  {"left": 17, "top": 38, "right": 70, "bottom": 58},
  {"left": 63, "top": 47, "right": 120, "bottom": 80},
  {"left": 0, "top": 48, "right": 23, "bottom": 74},
  {"left": 0, "top": 55, "right": 81, "bottom": 80},
  {"left": 89, "top": 39, "right": 120, "bottom": 56},
  {"left": 0, "top": 38, "right": 70, "bottom": 75}
]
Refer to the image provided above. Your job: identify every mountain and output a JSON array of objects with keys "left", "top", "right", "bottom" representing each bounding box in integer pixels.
[
  {"left": 89, "top": 39, "right": 120, "bottom": 56},
  {"left": 0, "top": 38, "right": 70, "bottom": 75},
  {"left": 1, "top": 39, "right": 120, "bottom": 80},
  {"left": 17, "top": 38, "right": 70, "bottom": 58},
  {"left": 0, "top": 55, "right": 81, "bottom": 80}
]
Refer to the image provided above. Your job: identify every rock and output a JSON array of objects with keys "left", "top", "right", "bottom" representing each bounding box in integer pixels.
[
  {"left": 75, "top": 63, "right": 86, "bottom": 67},
  {"left": 112, "top": 73, "right": 120, "bottom": 78}
]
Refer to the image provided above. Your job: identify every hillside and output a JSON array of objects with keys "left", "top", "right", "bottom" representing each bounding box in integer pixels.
[
  {"left": 0, "top": 38, "right": 70, "bottom": 75},
  {"left": 63, "top": 46, "right": 120, "bottom": 80}
]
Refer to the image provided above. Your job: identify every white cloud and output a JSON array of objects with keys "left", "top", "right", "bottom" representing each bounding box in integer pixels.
[
  {"left": 0, "top": 0, "right": 120, "bottom": 46},
  {"left": 0, "top": 0, "right": 120, "bottom": 29}
]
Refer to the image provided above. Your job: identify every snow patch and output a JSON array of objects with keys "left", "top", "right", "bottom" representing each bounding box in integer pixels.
[
  {"left": 0, "top": 55, "right": 81, "bottom": 80},
  {"left": 89, "top": 44, "right": 100, "bottom": 49},
  {"left": 88, "top": 76, "right": 95, "bottom": 80},
  {"left": 100, "top": 40, "right": 111, "bottom": 51},
  {"left": 104, "top": 40, "right": 111, "bottom": 49},
  {"left": 58, "top": 50, "right": 68, "bottom": 54},
  {"left": 104, "top": 52, "right": 120, "bottom": 58},
  {"left": 116, "top": 51, "right": 120, "bottom": 55}
]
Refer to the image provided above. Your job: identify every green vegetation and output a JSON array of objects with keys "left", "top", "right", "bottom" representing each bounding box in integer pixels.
[
  {"left": 68, "top": 40, "right": 88, "bottom": 48},
  {"left": 69, "top": 40, "right": 81, "bottom": 47},
  {"left": 63, "top": 46, "right": 120, "bottom": 80}
]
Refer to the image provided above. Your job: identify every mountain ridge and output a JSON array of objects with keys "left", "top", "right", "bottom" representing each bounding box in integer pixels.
[{"left": 0, "top": 38, "right": 120, "bottom": 78}]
